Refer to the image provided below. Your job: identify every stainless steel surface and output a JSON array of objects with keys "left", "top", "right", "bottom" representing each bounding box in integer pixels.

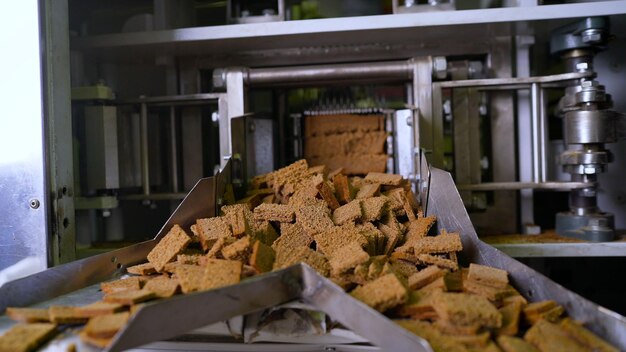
[
  {"left": 84, "top": 106, "right": 120, "bottom": 191},
  {"left": 119, "top": 193, "right": 187, "bottom": 201},
  {"left": 426, "top": 167, "right": 626, "bottom": 349},
  {"left": 140, "top": 103, "right": 150, "bottom": 195},
  {"left": 564, "top": 109, "right": 622, "bottom": 144},
  {"left": 244, "top": 61, "right": 412, "bottom": 86},
  {"left": 413, "top": 58, "right": 438, "bottom": 168},
  {"left": 0, "top": 0, "right": 49, "bottom": 273},
  {"left": 457, "top": 181, "right": 593, "bottom": 191},
  {"left": 0, "top": 172, "right": 217, "bottom": 312},
  {"left": 116, "top": 93, "right": 225, "bottom": 105},
  {"left": 435, "top": 71, "right": 593, "bottom": 89},
  {"left": 393, "top": 109, "right": 415, "bottom": 180},
  {"left": 530, "top": 82, "right": 548, "bottom": 183},
  {"left": 110, "top": 266, "right": 302, "bottom": 352},
  {"left": 42, "top": 0, "right": 75, "bottom": 265},
  {"left": 492, "top": 240, "right": 626, "bottom": 257},
  {"left": 71, "top": 2, "right": 626, "bottom": 64},
  {"left": 224, "top": 70, "right": 245, "bottom": 166}
]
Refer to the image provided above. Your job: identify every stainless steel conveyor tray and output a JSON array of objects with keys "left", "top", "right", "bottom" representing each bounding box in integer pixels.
[{"left": 1, "top": 158, "right": 625, "bottom": 352}]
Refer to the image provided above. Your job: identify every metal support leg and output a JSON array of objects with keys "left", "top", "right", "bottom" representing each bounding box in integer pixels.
[{"left": 222, "top": 70, "right": 245, "bottom": 167}]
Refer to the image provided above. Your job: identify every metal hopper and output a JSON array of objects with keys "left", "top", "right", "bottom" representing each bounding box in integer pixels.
[{"left": 1, "top": 157, "right": 625, "bottom": 352}]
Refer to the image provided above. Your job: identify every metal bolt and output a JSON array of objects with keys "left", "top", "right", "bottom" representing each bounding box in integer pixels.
[
  {"left": 248, "top": 122, "right": 256, "bottom": 132},
  {"left": 406, "top": 115, "right": 413, "bottom": 126},
  {"left": 211, "top": 112, "right": 219, "bottom": 123},
  {"left": 217, "top": 198, "right": 223, "bottom": 206},
  {"left": 212, "top": 68, "right": 227, "bottom": 89},
  {"left": 580, "top": 80, "right": 599, "bottom": 88},
  {"left": 576, "top": 62, "right": 590, "bottom": 72},
  {"left": 432, "top": 56, "right": 447, "bottom": 79},
  {"left": 29, "top": 199, "right": 40, "bottom": 209},
  {"left": 102, "top": 210, "right": 111, "bottom": 218}
]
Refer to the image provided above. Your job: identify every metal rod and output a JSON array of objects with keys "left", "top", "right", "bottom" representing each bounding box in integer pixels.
[
  {"left": 140, "top": 103, "right": 150, "bottom": 195},
  {"left": 435, "top": 71, "right": 592, "bottom": 89},
  {"left": 538, "top": 85, "right": 548, "bottom": 183},
  {"left": 530, "top": 83, "right": 541, "bottom": 183},
  {"left": 169, "top": 106, "right": 179, "bottom": 193},
  {"left": 245, "top": 60, "right": 412, "bottom": 86},
  {"left": 457, "top": 181, "right": 593, "bottom": 191}
]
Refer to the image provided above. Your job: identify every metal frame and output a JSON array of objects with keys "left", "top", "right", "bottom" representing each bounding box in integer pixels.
[
  {"left": 2, "top": 159, "right": 625, "bottom": 351},
  {"left": 116, "top": 93, "right": 228, "bottom": 197}
]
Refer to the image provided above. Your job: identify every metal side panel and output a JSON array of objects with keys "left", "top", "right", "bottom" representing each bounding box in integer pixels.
[
  {"left": 0, "top": 175, "right": 217, "bottom": 312},
  {"left": 108, "top": 265, "right": 303, "bottom": 352},
  {"left": 301, "top": 266, "right": 432, "bottom": 352},
  {"left": 427, "top": 167, "right": 626, "bottom": 349}
]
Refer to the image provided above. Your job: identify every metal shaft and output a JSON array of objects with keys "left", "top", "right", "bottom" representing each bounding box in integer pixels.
[
  {"left": 169, "top": 106, "right": 179, "bottom": 193},
  {"left": 530, "top": 83, "right": 548, "bottom": 183},
  {"left": 140, "top": 103, "right": 150, "bottom": 195},
  {"left": 245, "top": 60, "right": 413, "bottom": 86}
]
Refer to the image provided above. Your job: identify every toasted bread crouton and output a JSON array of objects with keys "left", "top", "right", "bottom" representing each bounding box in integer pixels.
[
  {"left": 314, "top": 224, "right": 368, "bottom": 257},
  {"left": 332, "top": 200, "right": 362, "bottom": 225},
  {"left": 350, "top": 273, "right": 407, "bottom": 312},
  {"left": 273, "top": 246, "right": 330, "bottom": 277},
  {"left": 408, "top": 266, "right": 445, "bottom": 290},
  {"left": 364, "top": 172, "right": 403, "bottom": 186},
  {"left": 464, "top": 280, "right": 510, "bottom": 302},
  {"left": 0, "top": 323, "right": 57, "bottom": 352},
  {"left": 559, "top": 318, "right": 619, "bottom": 352},
  {"left": 384, "top": 188, "right": 407, "bottom": 215},
  {"left": 328, "top": 167, "right": 344, "bottom": 180},
  {"left": 395, "top": 319, "right": 470, "bottom": 352},
  {"left": 497, "top": 335, "right": 539, "bottom": 352},
  {"left": 103, "top": 290, "right": 156, "bottom": 306},
  {"left": 296, "top": 204, "right": 335, "bottom": 236},
  {"left": 202, "top": 259, "right": 242, "bottom": 290},
  {"left": 417, "top": 254, "right": 459, "bottom": 271},
  {"left": 328, "top": 241, "right": 370, "bottom": 276},
  {"left": 272, "top": 223, "right": 314, "bottom": 251},
  {"left": 143, "top": 276, "right": 180, "bottom": 298},
  {"left": 252, "top": 220, "right": 279, "bottom": 246},
  {"left": 249, "top": 240, "right": 275, "bottom": 273},
  {"left": 446, "top": 331, "right": 491, "bottom": 347},
  {"left": 75, "top": 301, "right": 125, "bottom": 318},
  {"left": 413, "top": 232, "right": 463, "bottom": 255},
  {"left": 175, "top": 264, "right": 205, "bottom": 293},
  {"left": 5, "top": 308, "right": 50, "bottom": 323},
  {"left": 397, "top": 290, "right": 438, "bottom": 320},
  {"left": 194, "top": 217, "right": 232, "bottom": 251},
  {"left": 49, "top": 306, "right": 89, "bottom": 324},
  {"left": 313, "top": 174, "right": 340, "bottom": 210},
  {"left": 221, "top": 236, "right": 253, "bottom": 262},
  {"left": 126, "top": 262, "right": 156, "bottom": 276},
  {"left": 100, "top": 277, "right": 143, "bottom": 295},
  {"left": 224, "top": 206, "right": 252, "bottom": 238},
  {"left": 522, "top": 301, "right": 560, "bottom": 325},
  {"left": 524, "top": 319, "right": 588, "bottom": 352},
  {"left": 361, "top": 196, "right": 388, "bottom": 222},
  {"left": 497, "top": 301, "right": 524, "bottom": 337},
  {"left": 147, "top": 224, "right": 192, "bottom": 272},
  {"left": 254, "top": 203, "right": 295, "bottom": 223},
  {"left": 356, "top": 183, "right": 381, "bottom": 199},
  {"left": 332, "top": 173, "right": 352, "bottom": 205},
  {"left": 404, "top": 216, "right": 437, "bottom": 244},
  {"left": 79, "top": 329, "right": 111, "bottom": 348},
  {"left": 84, "top": 312, "right": 130, "bottom": 338},
  {"left": 432, "top": 292, "right": 502, "bottom": 329},
  {"left": 206, "top": 236, "right": 235, "bottom": 259},
  {"left": 468, "top": 263, "right": 509, "bottom": 289},
  {"left": 388, "top": 258, "right": 419, "bottom": 279}
]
